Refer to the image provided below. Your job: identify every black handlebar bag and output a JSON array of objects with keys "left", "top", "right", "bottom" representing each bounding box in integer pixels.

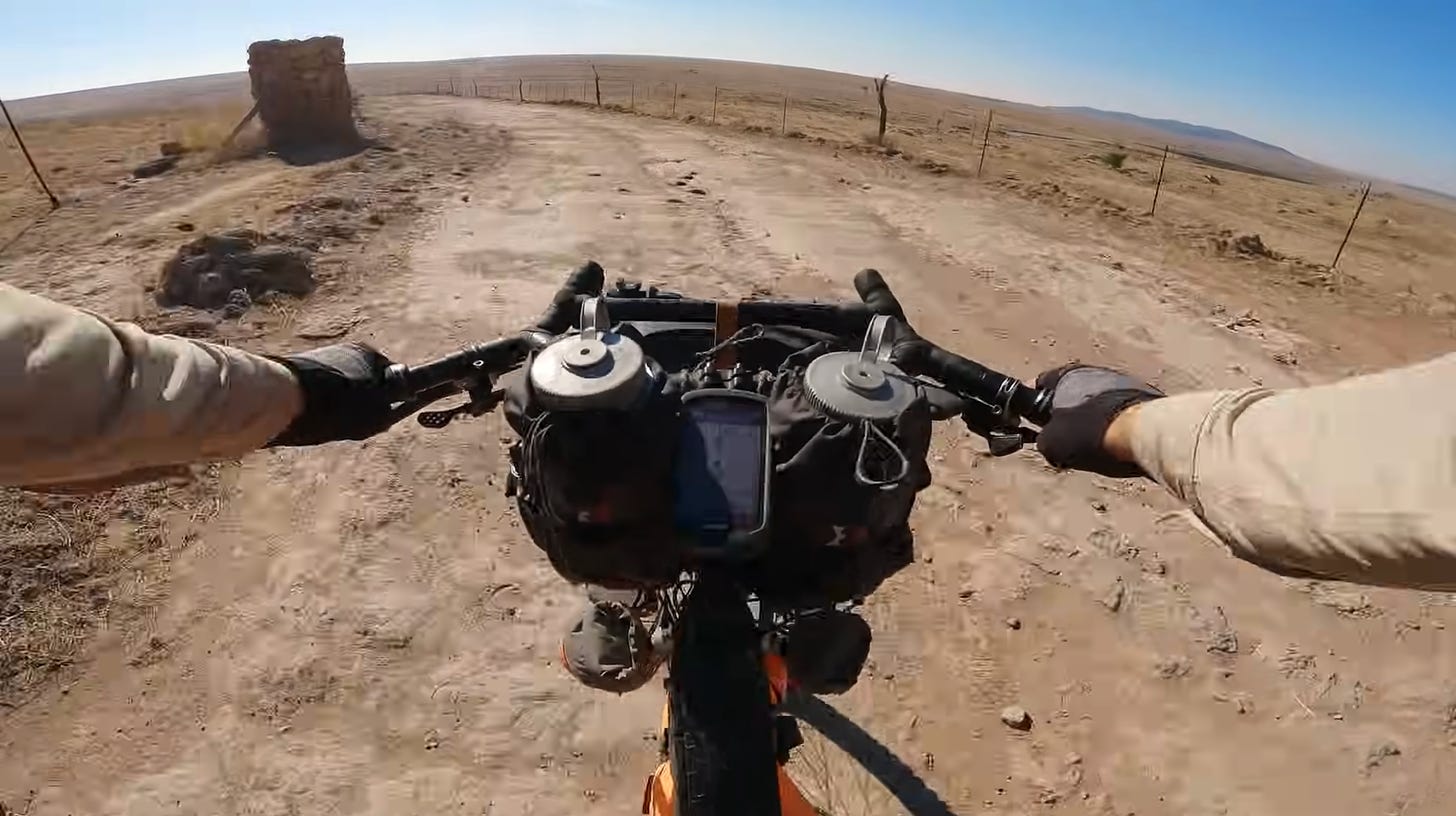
[
  {"left": 742, "top": 344, "right": 934, "bottom": 607},
  {"left": 503, "top": 363, "right": 685, "bottom": 589}
]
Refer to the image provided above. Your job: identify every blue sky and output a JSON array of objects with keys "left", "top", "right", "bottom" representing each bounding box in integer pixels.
[{"left": 1, "top": 0, "right": 1453, "bottom": 192}]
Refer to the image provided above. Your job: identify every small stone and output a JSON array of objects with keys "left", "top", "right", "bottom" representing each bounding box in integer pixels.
[
  {"left": 1005, "top": 617, "right": 1022, "bottom": 630},
  {"left": 175, "top": 221, "right": 195, "bottom": 232},
  {"left": 220, "top": 288, "right": 252, "bottom": 319},
  {"left": 958, "top": 588, "right": 975, "bottom": 600},
  {"left": 278, "top": 724, "right": 291, "bottom": 734},
  {"left": 1155, "top": 656, "right": 1192, "bottom": 679},
  {"left": 1000, "top": 706, "right": 1032, "bottom": 730},
  {"left": 1091, "top": 500, "right": 1108, "bottom": 513},
  {"left": 1365, "top": 740, "right": 1401, "bottom": 770},
  {"left": 424, "top": 732, "right": 441, "bottom": 750},
  {"left": 461, "top": 193, "right": 470, "bottom": 202},
  {"left": 1100, "top": 580, "right": 1126, "bottom": 612}
]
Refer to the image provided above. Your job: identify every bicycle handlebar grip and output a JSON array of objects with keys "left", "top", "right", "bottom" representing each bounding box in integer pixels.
[
  {"left": 853, "top": 269, "right": 907, "bottom": 322},
  {"left": 913, "top": 345, "right": 1052, "bottom": 426},
  {"left": 530, "top": 261, "right": 606, "bottom": 334}
]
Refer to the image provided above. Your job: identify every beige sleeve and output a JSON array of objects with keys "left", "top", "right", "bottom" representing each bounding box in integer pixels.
[
  {"left": 1128, "top": 352, "right": 1456, "bottom": 590},
  {"left": 0, "top": 283, "right": 301, "bottom": 488}
]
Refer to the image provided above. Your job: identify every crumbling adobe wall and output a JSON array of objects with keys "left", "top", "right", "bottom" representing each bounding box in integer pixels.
[{"left": 247, "top": 36, "right": 359, "bottom": 150}]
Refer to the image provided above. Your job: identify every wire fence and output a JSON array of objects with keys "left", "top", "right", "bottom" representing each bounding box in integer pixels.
[{"left": 1, "top": 71, "right": 1384, "bottom": 279}]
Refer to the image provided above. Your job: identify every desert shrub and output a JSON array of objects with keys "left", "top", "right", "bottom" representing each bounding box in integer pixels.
[{"left": 1100, "top": 151, "right": 1128, "bottom": 170}]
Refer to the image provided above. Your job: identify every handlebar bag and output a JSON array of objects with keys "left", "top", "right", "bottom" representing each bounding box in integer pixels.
[
  {"left": 503, "top": 362, "right": 685, "bottom": 589},
  {"left": 742, "top": 344, "right": 933, "bottom": 606}
]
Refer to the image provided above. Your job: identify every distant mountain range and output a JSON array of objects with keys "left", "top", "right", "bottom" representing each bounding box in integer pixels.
[{"left": 1051, "top": 106, "right": 1299, "bottom": 159}]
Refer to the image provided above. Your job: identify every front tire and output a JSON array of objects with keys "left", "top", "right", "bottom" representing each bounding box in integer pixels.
[{"left": 668, "top": 574, "right": 782, "bottom": 815}]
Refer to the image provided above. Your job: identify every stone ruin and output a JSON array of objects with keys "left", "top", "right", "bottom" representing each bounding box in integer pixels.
[{"left": 247, "top": 36, "right": 359, "bottom": 152}]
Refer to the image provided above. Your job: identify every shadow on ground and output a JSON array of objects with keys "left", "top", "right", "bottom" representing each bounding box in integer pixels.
[{"left": 785, "top": 693, "right": 958, "bottom": 816}]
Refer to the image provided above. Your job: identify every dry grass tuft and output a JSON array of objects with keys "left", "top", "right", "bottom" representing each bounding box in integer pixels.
[{"left": 0, "top": 467, "right": 220, "bottom": 702}]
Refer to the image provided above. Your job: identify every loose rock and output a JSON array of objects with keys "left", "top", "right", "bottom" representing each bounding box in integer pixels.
[
  {"left": 1005, "top": 617, "right": 1022, "bottom": 630},
  {"left": 1101, "top": 579, "right": 1126, "bottom": 612},
  {"left": 1155, "top": 656, "right": 1192, "bottom": 679},
  {"left": 1000, "top": 706, "right": 1033, "bottom": 731},
  {"left": 1365, "top": 740, "right": 1401, "bottom": 771},
  {"left": 133, "top": 156, "right": 179, "bottom": 178},
  {"left": 221, "top": 289, "right": 253, "bottom": 319}
]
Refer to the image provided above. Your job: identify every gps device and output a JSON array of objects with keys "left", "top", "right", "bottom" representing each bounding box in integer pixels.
[{"left": 673, "top": 390, "right": 772, "bottom": 555}]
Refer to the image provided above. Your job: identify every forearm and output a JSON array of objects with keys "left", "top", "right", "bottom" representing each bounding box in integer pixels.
[
  {"left": 0, "top": 284, "right": 302, "bottom": 488},
  {"left": 1120, "top": 355, "right": 1456, "bottom": 589}
]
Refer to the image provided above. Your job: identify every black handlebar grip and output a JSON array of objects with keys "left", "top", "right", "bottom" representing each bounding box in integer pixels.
[
  {"left": 853, "top": 269, "right": 907, "bottom": 322},
  {"left": 908, "top": 345, "right": 1052, "bottom": 426},
  {"left": 530, "top": 261, "right": 606, "bottom": 334}
]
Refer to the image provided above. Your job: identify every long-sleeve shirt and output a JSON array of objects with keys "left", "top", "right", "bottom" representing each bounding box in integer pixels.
[
  {"left": 1129, "top": 352, "right": 1456, "bottom": 590},
  {"left": 0, "top": 282, "right": 300, "bottom": 488}
]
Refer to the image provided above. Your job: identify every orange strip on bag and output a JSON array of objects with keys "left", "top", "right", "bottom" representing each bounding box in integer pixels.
[{"left": 714, "top": 302, "right": 739, "bottom": 369}]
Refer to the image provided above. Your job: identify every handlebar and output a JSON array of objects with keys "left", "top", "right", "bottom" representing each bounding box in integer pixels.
[{"left": 384, "top": 287, "right": 1051, "bottom": 428}]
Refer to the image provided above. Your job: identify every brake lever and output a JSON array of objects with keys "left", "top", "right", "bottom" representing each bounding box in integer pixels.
[
  {"left": 961, "top": 394, "right": 1035, "bottom": 457},
  {"left": 418, "top": 387, "right": 506, "bottom": 429}
]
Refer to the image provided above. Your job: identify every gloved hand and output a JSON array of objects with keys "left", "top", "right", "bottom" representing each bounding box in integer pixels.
[
  {"left": 853, "top": 268, "right": 971, "bottom": 420},
  {"left": 1034, "top": 364, "right": 1163, "bottom": 477},
  {"left": 529, "top": 261, "right": 606, "bottom": 334},
  {"left": 269, "top": 343, "right": 399, "bottom": 446}
]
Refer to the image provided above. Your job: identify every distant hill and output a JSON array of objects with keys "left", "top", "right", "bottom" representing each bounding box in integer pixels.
[{"left": 1052, "top": 106, "right": 1298, "bottom": 158}]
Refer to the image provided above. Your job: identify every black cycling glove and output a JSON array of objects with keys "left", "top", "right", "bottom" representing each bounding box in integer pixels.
[
  {"left": 1034, "top": 364, "right": 1163, "bottom": 477},
  {"left": 269, "top": 343, "right": 399, "bottom": 446},
  {"left": 530, "top": 261, "right": 606, "bottom": 334}
]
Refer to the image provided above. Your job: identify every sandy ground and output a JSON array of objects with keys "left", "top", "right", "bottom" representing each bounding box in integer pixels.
[{"left": 3, "top": 89, "right": 1456, "bottom": 816}]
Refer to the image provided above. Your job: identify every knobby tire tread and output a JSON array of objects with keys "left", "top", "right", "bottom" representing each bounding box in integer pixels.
[{"left": 668, "top": 579, "right": 782, "bottom": 816}]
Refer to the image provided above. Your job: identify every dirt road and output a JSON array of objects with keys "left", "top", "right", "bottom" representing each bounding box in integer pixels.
[{"left": 4, "top": 96, "right": 1453, "bottom": 816}]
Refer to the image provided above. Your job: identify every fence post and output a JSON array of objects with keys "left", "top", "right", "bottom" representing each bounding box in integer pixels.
[
  {"left": 1148, "top": 144, "right": 1170, "bottom": 216},
  {"left": 631, "top": 82, "right": 636, "bottom": 111},
  {"left": 0, "top": 97, "right": 60, "bottom": 209},
  {"left": 782, "top": 93, "right": 789, "bottom": 135},
  {"left": 712, "top": 87, "right": 719, "bottom": 125},
  {"left": 672, "top": 83, "right": 678, "bottom": 117},
  {"left": 977, "top": 109, "right": 995, "bottom": 178},
  {"left": 1331, "top": 182, "right": 1372, "bottom": 272},
  {"left": 473, "top": 81, "right": 478, "bottom": 97}
]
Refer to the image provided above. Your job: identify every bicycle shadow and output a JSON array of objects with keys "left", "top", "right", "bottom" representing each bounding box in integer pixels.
[{"left": 784, "top": 693, "right": 959, "bottom": 816}]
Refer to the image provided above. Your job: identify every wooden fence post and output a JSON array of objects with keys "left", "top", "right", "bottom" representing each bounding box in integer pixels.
[
  {"left": 1149, "top": 144, "right": 1170, "bottom": 216},
  {"left": 1332, "top": 182, "right": 1372, "bottom": 271},
  {"left": 672, "top": 83, "right": 678, "bottom": 117},
  {"left": 0, "top": 97, "right": 60, "bottom": 209},
  {"left": 782, "top": 93, "right": 789, "bottom": 135},
  {"left": 977, "top": 110, "right": 995, "bottom": 178},
  {"left": 712, "top": 87, "right": 719, "bottom": 125},
  {"left": 518, "top": 79, "right": 524, "bottom": 102},
  {"left": 631, "top": 82, "right": 636, "bottom": 111},
  {"left": 473, "top": 81, "right": 478, "bottom": 97}
]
